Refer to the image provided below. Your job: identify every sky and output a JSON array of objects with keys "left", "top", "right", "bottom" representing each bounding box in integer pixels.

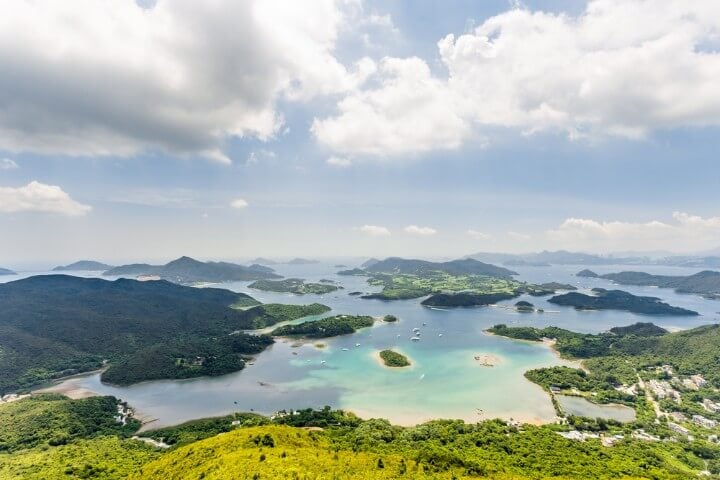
[{"left": 1, "top": 0, "right": 720, "bottom": 267}]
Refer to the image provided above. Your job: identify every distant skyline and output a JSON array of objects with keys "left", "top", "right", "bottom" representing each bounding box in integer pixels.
[{"left": 2, "top": 0, "right": 720, "bottom": 265}]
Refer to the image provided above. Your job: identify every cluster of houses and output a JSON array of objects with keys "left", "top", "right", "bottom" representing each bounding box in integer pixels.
[
  {"left": 647, "top": 379, "right": 681, "bottom": 403},
  {"left": 114, "top": 403, "right": 132, "bottom": 425}
]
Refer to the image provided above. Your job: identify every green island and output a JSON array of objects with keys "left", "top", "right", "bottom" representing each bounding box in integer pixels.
[
  {"left": 382, "top": 314, "right": 398, "bottom": 322},
  {"left": 0, "top": 275, "right": 329, "bottom": 392},
  {"left": 270, "top": 315, "right": 375, "bottom": 338},
  {"left": 514, "top": 300, "right": 535, "bottom": 312},
  {"left": 362, "top": 271, "right": 554, "bottom": 302},
  {"left": 548, "top": 288, "right": 699, "bottom": 315},
  {"left": 102, "top": 256, "right": 280, "bottom": 284},
  {"left": 3, "top": 397, "right": 720, "bottom": 479},
  {"left": 378, "top": 349, "right": 411, "bottom": 367},
  {"left": 577, "top": 269, "right": 720, "bottom": 299},
  {"left": 248, "top": 278, "right": 340, "bottom": 295}
]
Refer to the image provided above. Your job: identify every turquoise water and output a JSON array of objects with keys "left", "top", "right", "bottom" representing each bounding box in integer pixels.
[{"left": 10, "top": 261, "right": 719, "bottom": 428}]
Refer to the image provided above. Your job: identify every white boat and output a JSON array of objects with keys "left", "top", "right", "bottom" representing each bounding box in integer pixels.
[
  {"left": 320, "top": 360, "right": 326, "bottom": 364},
  {"left": 411, "top": 336, "right": 420, "bottom": 341},
  {"left": 355, "top": 343, "right": 361, "bottom": 347},
  {"left": 342, "top": 348, "right": 349, "bottom": 351},
  {"left": 438, "top": 333, "right": 443, "bottom": 337}
]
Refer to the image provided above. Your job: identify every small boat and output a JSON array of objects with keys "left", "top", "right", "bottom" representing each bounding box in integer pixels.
[
  {"left": 411, "top": 336, "right": 420, "bottom": 341},
  {"left": 422, "top": 323, "right": 426, "bottom": 326},
  {"left": 355, "top": 343, "right": 361, "bottom": 347},
  {"left": 342, "top": 348, "right": 349, "bottom": 351},
  {"left": 396, "top": 334, "right": 401, "bottom": 338},
  {"left": 438, "top": 333, "right": 443, "bottom": 337},
  {"left": 320, "top": 360, "right": 326, "bottom": 364},
  {"left": 419, "top": 374, "right": 425, "bottom": 380}
]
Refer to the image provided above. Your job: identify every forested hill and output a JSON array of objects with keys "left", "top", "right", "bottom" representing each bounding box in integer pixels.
[
  {"left": 365, "top": 257, "right": 517, "bottom": 278},
  {"left": 52, "top": 260, "right": 114, "bottom": 271},
  {"left": 0, "top": 275, "right": 322, "bottom": 392},
  {"left": 102, "top": 255, "right": 281, "bottom": 284},
  {"left": 577, "top": 269, "right": 720, "bottom": 299}
]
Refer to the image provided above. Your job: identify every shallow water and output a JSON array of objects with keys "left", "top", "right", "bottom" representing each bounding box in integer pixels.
[
  {"left": 556, "top": 395, "right": 636, "bottom": 422},
  {"left": 9, "top": 261, "right": 719, "bottom": 428}
]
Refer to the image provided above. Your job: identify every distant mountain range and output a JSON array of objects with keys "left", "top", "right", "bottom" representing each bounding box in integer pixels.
[
  {"left": 53, "top": 260, "right": 114, "bottom": 271},
  {"left": 365, "top": 257, "right": 517, "bottom": 279},
  {"left": 102, "top": 256, "right": 281, "bottom": 284},
  {"left": 0, "top": 267, "right": 15, "bottom": 275},
  {"left": 577, "top": 269, "right": 720, "bottom": 299},
  {"left": 466, "top": 250, "right": 720, "bottom": 268}
]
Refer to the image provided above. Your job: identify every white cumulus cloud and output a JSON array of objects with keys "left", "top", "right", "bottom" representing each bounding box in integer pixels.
[
  {"left": 314, "top": 0, "right": 720, "bottom": 156},
  {"left": 230, "top": 198, "right": 249, "bottom": 209},
  {"left": 0, "top": 181, "right": 91, "bottom": 216},
  {"left": 404, "top": 225, "right": 437, "bottom": 236},
  {"left": 357, "top": 224, "right": 391, "bottom": 236},
  {"left": 546, "top": 212, "right": 720, "bottom": 252},
  {"left": 0, "top": 0, "right": 360, "bottom": 163}
]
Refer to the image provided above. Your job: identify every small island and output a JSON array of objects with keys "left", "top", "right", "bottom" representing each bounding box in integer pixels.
[
  {"left": 248, "top": 278, "right": 339, "bottom": 295},
  {"left": 382, "top": 314, "right": 398, "bottom": 322},
  {"left": 378, "top": 349, "right": 411, "bottom": 367},
  {"left": 421, "top": 292, "right": 516, "bottom": 307},
  {"left": 514, "top": 301, "right": 535, "bottom": 312},
  {"left": 270, "top": 315, "right": 374, "bottom": 338},
  {"left": 0, "top": 267, "right": 15, "bottom": 275},
  {"left": 52, "top": 260, "right": 114, "bottom": 271},
  {"left": 548, "top": 288, "right": 699, "bottom": 315}
]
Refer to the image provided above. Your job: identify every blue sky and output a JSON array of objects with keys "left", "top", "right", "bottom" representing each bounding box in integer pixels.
[{"left": 1, "top": 0, "right": 720, "bottom": 266}]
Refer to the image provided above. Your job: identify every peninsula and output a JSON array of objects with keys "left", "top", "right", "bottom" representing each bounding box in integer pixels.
[
  {"left": 249, "top": 278, "right": 339, "bottom": 295},
  {"left": 577, "top": 269, "right": 720, "bottom": 299}
]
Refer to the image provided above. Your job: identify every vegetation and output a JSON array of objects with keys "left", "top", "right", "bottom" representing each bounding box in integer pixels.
[
  {"left": 337, "top": 268, "right": 368, "bottom": 276},
  {"left": 365, "top": 257, "right": 517, "bottom": 278},
  {"left": 421, "top": 292, "right": 517, "bottom": 307},
  {"left": 548, "top": 288, "right": 699, "bottom": 315},
  {"left": 514, "top": 301, "right": 535, "bottom": 312},
  {"left": 0, "top": 275, "right": 325, "bottom": 392},
  {"left": 577, "top": 270, "right": 720, "bottom": 299},
  {"left": 382, "top": 314, "right": 398, "bottom": 322},
  {"left": 52, "top": 261, "right": 114, "bottom": 271},
  {"left": 233, "top": 303, "right": 331, "bottom": 329},
  {"left": 539, "top": 282, "right": 577, "bottom": 291},
  {"left": 379, "top": 349, "right": 410, "bottom": 367},
  {"left": 2, "top": 396, "right": 718, "bottom": 479},
  {"left": 248, "top": 278, "right": 339, "bottom": 294},
  {"left": 271, "top": 315, "right": 374, "bottom": 338},
  {"left": 103, "top": 255, "right": 281, "bottom": 283},
  {"left": 488, "top": 322, "right": 720, "bottom": 397},
  {"left": 0, "top": 394, "right": 138, "bottom": 452}
]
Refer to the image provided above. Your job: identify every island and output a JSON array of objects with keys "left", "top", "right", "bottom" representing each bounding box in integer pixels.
[
  {"left": 270, "top": 315, "right": 374, "bottom": 338},
  {"left": 52, "top": 260, "right": 114, "bottom": 271},
  {"left": 421, "top": 292, "right": 516, "bottom": 307},
  {"left": 248, "top": 278, "right": 339, "bottom": 295},
  {"left": 285, "top": 258, "right": 320, "bottom": 265},
  {"left": 103, "top": 256, "right": 281, "bottom": 284},
  {"left": 365, "top": 257, "right": 518, "bottom": 278},
  {"left": 337, "top": 268, "right": 368, "bottom": 276},
  {"left": 576, "top": 269, "right": 720, "bottom": 299},
  {"left": 0, "top": 266, "right": 15, "bottom": 275},
  {"left": 378, "top": 349, "right": 410, "bottom": 367},
  {"left": 548, "top": 288, "right": 699, "bottom": 315},
  {"left": 382, "top": 314, "right": 398, "bottom": 322},
  {"left": 538, "top": 282, "right": 577, "bottom": 291},
  {"left": 0, "top": 275, "right": 330, "bottom": 392},
  {"left": 514, "top": 301, "right": 535, "bottom": 312}
]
